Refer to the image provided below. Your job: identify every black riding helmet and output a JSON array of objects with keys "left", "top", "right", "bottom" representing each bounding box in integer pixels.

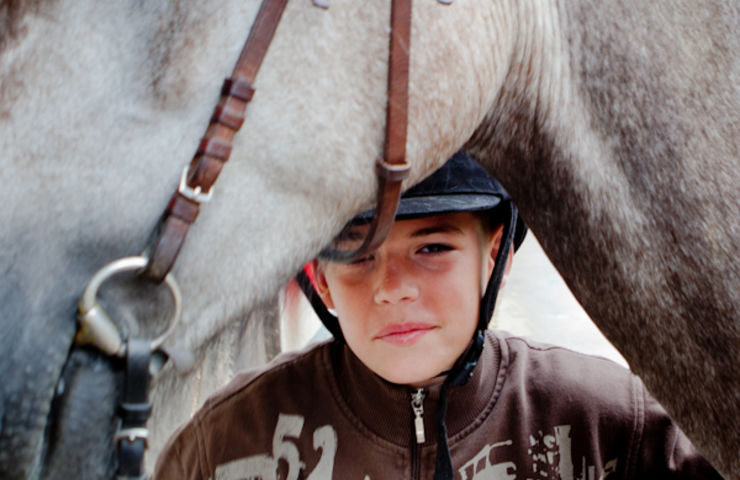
[
  {"left": 296, "top": 151, "right": 527, "bottom": 480},
  {"left": 298, "top": 151, "right": 526, "bottom": 339}
]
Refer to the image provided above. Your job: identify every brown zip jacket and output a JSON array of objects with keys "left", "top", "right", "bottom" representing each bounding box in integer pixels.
[{"left": 153, "top": 331, "right": 721, "bottom": 479}]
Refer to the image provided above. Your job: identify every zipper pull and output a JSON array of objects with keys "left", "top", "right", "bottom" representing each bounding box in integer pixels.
[{"left": 410, "top": 388, "right": 426, "bottom": 444}]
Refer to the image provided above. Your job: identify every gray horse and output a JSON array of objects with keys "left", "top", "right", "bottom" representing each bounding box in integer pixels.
[{"left": 1, "top": 0, "right": 737, "bottom": 479}]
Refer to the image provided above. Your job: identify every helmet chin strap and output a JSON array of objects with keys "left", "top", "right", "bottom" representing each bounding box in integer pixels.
[
  {"left": 433, "top": 203, "right": 518, "bottom": 480},
  {"left": 295, "top": 268, "right": 346, "bottom": 342}
]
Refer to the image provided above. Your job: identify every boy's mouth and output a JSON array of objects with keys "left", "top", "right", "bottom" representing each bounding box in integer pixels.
[{"left": 375, "top": 323, "right": 437, "bottom": 345}]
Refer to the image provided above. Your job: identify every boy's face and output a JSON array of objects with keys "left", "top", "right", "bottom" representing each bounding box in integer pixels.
[{"left": 315, "top": 212, "right": 503, "bottom": 387}]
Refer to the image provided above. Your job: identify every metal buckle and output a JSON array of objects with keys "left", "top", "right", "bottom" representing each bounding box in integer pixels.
[
  {"left": 178, "top": 166, "right": 214, "bottom": 203},
  {"left": 114, "top": 427, "right": 149, "bottom": 447}
]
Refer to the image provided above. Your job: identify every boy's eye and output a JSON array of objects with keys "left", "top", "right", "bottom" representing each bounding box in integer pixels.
[
  {"left": 418, "top": 243, "right": 452, "bottom": 254},
  {"left": 349, "top": 254, "right": 374, "bottom": 265}
]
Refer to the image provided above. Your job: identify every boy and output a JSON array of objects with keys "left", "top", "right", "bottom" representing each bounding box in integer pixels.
[{"left": 154, "top": 152, "right": 720, "bottom": 479}]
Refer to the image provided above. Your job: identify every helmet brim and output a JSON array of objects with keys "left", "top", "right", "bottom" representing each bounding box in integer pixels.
[{"left": 352, "top": 193, "right": 503, "bottom": 223}]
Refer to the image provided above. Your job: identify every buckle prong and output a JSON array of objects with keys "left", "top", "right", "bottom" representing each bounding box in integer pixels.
[{"left": 178, "top": 166, "right": 214, "bottom": 203}]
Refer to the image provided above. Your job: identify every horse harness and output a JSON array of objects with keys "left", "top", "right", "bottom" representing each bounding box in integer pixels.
[{"left": 72, "top": 0, "right": 456, "bottom": 478}]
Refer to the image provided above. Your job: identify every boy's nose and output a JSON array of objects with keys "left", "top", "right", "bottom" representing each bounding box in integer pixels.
[{"left": 373, "top": 261, "right": 419, "bottom": 305}]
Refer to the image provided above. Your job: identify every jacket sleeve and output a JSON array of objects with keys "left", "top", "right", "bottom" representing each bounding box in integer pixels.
[
  {"left": 631, "top": 382, "right": 724, "bottom": 479},
  {"left": 151, "top": 419, "right": 207, "bottom": 480}
]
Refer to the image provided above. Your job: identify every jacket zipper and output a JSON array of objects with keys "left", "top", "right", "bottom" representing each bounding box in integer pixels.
[
  {"left": 411, "top": 388, "right": 426, "bottom": 443},
  {"left": 410, "top": 388, "right": 426, "bottom": 480}
]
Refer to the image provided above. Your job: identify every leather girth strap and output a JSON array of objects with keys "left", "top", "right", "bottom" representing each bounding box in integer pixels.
[{"left": 143, "top": 0, "right": 412, "bottom": 281}]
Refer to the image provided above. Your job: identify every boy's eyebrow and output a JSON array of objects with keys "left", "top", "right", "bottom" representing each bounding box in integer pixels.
[
  {"left": 335, "top": 221, "right": 464, "bottom": 243},
  {"left": 410, "top": 223, "right": 464, "bottom": 237}
]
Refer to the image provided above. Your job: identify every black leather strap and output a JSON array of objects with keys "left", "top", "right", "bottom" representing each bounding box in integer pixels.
[
  {"left": 433, "top": 205, "right": 518, "bottom": 479},
  {"left": 115, "top": 339, "right": 151, "bottom": 479}
]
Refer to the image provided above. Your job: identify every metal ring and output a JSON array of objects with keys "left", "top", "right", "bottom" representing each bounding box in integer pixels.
[{"left": 78, "top": 256, "right": 182, "bottom": 355}]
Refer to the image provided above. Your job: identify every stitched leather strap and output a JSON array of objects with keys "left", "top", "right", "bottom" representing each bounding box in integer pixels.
[
  {"left": 143, "top": 0, "right": 290, "bottom": 281},
  {"left": 144, "top": 0, "right": 413, "bottom": 278},
  {"left": 318, "top": 0, "right": 412, "bottom": 262}
]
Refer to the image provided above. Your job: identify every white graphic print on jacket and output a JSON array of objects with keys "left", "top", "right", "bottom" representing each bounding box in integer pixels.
[
  {"left": 458, "top": 425, "right": 618, "bottom": 480},
  {"left": 213, "top": 414, "right": 337, "bottom": 480},
  {"left": 211, "top": 416, "right": 616, "bottom": 480}
]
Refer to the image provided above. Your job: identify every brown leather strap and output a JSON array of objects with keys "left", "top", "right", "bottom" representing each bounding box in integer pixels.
[
  {"left": 143, "top": 0, "right": 290, "bottom": 281},
  {"left": 318, "top": 0, "right": 412, "bottom": 262},
  {"left": 144, "top": 0, "right": 413, "bottom": 278}
]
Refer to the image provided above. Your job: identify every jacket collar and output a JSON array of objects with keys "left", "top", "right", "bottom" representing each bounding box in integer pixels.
[{"left": 327, "top": 331, "right": 503, "bottom": 447}]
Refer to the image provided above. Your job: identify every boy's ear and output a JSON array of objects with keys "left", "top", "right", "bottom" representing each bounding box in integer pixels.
[
  {"left": 311, "top": 259, "right": 336, "bottom": 310},
  {"left": 485, "top": 225, "right": 514, "bottom": 286},
  {"left": 501, "top": 249, "right": 514, "bottom": 287}
]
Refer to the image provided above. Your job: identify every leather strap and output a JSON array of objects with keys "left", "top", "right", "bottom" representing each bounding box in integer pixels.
[
  {"left": 143, "top": 0, "right": 290, "bottom": 281},
  {"left": 115, "top": 339, "right": 152, "bottom": 479},
  {"left": 144, "top": 0, "right": 413, "bottom": 278},
  {"left": 318, "top": 0, "right": 412, "bottom": 262}
]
